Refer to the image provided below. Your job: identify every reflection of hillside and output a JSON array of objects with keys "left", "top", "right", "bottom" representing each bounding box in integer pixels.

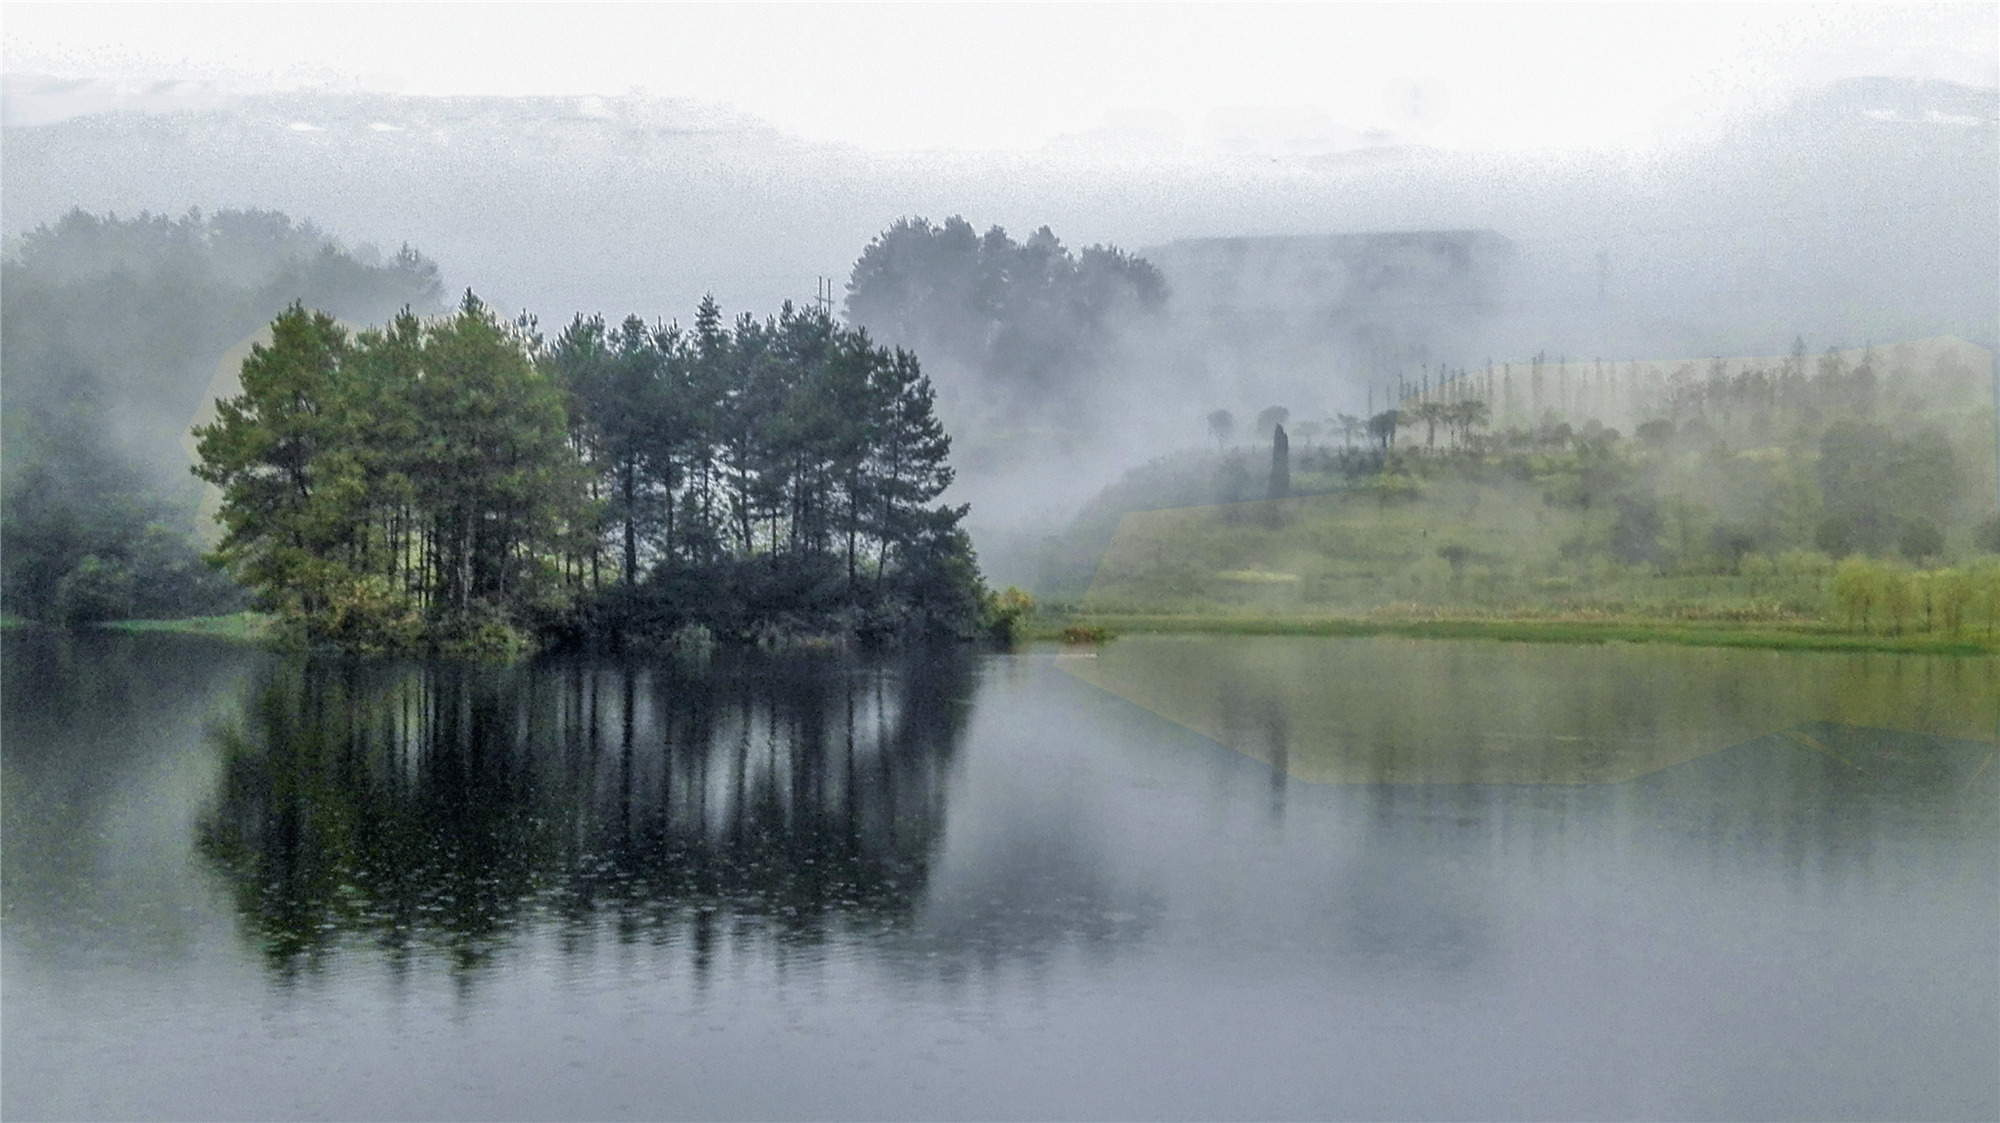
[
  {"left": 197, "top": 650, "right": 976, "bottom": 981},
  {"left": 1063, "top": 635, "right": 1997, "bottom": 782}
]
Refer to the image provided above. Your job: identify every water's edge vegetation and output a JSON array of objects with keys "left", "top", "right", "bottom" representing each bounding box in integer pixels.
[
  {"left": 63, "top": 605, "right": 1997, "bottom": 657},
  {"left": 1029, "top": 611, "right": 1997, "bottom": 656}
]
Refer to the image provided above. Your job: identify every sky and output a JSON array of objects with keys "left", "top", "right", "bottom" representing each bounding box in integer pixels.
[{"left": 5, "top": 2, "right": 1995, "bottom": 153}]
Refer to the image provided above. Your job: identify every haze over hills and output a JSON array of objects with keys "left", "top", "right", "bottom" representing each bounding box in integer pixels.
[
  {"left": 5, "top": 76, "right": 1992, "bottom": 358},
  {"left": 4, "top": 75, "right": 1993, "bottom": 581}
]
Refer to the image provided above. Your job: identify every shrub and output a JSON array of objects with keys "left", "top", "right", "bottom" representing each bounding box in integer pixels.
[
  {"left": 1831, "top": 556, "right": 1897, "bottom": 632},
  {"left": 54, "top": 555, "right": 135, "bottom": 625},
  {"left": 983, "top": 585, "right": 1036, "bottom": 643},
  {"left": 666, "top": 623, "right": 716, "bottom": 666},
  {"left": 314, "top": 575, "right": 422, "bottom": 654}
]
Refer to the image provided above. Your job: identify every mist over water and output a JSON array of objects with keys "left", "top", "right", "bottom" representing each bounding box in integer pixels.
[
  {"left": 3, "top": 631, "right": 1994, "bottom": 1120},
  {"left": 4, "top": 31, "right": 1999, "bottom": 1118}
]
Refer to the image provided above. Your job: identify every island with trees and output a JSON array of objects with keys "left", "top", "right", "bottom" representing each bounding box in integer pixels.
[
  {"left": 190, "top": 293, "right": 1004, "bottom": 656},
  {"left": 8, "top": 208, "right": 1995, "bottom": 658}
]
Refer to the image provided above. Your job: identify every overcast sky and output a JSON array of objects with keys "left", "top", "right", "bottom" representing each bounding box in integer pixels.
[{"left": 5, "top": 2, "right": 1995, "bottom": 152}]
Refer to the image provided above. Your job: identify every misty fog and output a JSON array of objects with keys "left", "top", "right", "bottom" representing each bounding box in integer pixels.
[
  {"left": 6, "top": 13, "right": 1999, "bottom": 1121},
  {"left": 2, "top": 65, "right": 1995, "bottom": 593}
]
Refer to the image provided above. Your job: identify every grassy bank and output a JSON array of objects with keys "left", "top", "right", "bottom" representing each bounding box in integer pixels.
[
  {"left": 98, "top": 612, "right": 279, "bottom": 642},
  {"left": 1027, "top": 610, "right": 1998, "bottom": 656}
]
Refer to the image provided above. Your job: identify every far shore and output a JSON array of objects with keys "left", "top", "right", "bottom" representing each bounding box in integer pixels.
[{"left": 1026, "top": 612, "right": 1999, "bottom": 656}]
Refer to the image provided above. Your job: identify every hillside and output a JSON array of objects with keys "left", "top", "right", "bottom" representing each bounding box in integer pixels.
[{"left": 1045, "top": 337, "right": 1998, "bottom": 635}]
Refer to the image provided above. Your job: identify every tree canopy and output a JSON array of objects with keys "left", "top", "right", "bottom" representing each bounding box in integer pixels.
[
  {"left": 193, "top": 295, "right": 991, "bottom": 654},
  {"left": 843, "top": 216, "right": 1166, "bottom": 431},
  {"left": 194, "top": 295, "right": 588, "bottom": 653}
]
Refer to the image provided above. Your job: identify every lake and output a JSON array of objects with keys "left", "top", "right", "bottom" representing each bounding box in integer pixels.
[{"left": 3, "top": 630, "right": 1995, "bottom": 1121}]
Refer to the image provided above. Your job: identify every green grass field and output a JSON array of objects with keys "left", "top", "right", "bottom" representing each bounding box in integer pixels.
[
  {"left": 1031, "top": 478, "right": 2000, "bottom": 655},
  {"left": 1078, "top": 486, "right": 1837, "bottom": 616}
]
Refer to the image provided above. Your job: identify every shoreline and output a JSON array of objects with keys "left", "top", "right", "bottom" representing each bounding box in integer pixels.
[
  {"left": 18, "top": 610, "right": 1995, "bottom": 658},
  {"left": 1026, "top": 613, "right": 1999, "bottom": 656}
]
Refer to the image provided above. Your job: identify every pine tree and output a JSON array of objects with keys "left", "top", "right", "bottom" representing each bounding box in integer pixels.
[{"left": 192, "top": 303, "right": 354, "bottom": 618}]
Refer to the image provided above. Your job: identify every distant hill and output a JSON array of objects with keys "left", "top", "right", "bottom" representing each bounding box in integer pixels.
[{"left": 5, "top": 76, "right": 1990, "bottom": 361}]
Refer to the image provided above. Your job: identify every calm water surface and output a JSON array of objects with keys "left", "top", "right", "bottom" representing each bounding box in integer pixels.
[{"left": 3, "top": 630, "right": 1995, "bottom": 1121}]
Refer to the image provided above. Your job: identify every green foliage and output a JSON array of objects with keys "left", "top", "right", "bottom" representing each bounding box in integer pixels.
[
  {"left": 193, "top": 298, "right": 590, "bottom": 655},
  {"left": 1816, "top": 419, "right": 1959, "bottom": 554},
  {"left": 1898, "top": 517, "right": 1944, "bottom": 560},
  {"left": 983, "top": 586, "right": 1036, "bottom": 643},
  {"left": 548, "top": 300, "right": 989, "bottom": 648},
  {"left": 1827, "top": 556, "right": 2000, "bottom": 637},
  {"left": 1039, "top": 335, "right": 1995, "bottom": 641},
  {"left": 1610, "top": 495, "right": 1663, "bottom": 566},
  {"left": 844, "top": 216, "right": 1164, "bottom": 432},
  {"left": 1, "top": 207, "right": 441, "bottom": 625},
  {"left": 53, "top": 555, "right": 135, "bottom": 625}
]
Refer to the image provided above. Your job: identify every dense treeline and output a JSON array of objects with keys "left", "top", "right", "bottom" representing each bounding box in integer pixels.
[
  {"left": 194, "top": 295, "right": 991, "bottom": 655},
  {"left": 844, "top": 216, "right": 1165, "bottom": 438},
  {"left": 550, "top": 296, "right": 986, "bottom": 646},
  {"left": 2, "top": 208, "right": 443, "bottom": 624},
  {"left": 194, "top": 296, "right": 588, "bottom": 653}
]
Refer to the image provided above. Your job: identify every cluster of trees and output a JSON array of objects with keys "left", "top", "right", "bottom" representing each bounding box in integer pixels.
[
  {"left": 194, "top": 297, "right": 588, "bottom": 653},
  {"left": 545, "top": 297, "right": 984, "bottom": 645},
  {"left": 194, "top": 295, "right": 989, "bottom": 655},
  {"left": 1649, "top": 340, "right": 1943, "bottom": 434},
  {"left": 844, "top": 216, "right": 1165, "bottom": 431},
  {"left": 2, "top": 208, "right": 443, "bottom": 624},
  {"left": 1830, "top": 557, "right": 2000, "bottom": 637},
  {"left": 1403, "top": 338, "right": 1986, "bottom": 443},
  {"left": 1207, "top": 401, "right": 1497, "bottom": 457}
]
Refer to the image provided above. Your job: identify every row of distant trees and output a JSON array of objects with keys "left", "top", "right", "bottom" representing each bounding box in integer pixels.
[
  {"left": 194, "top": 295, "right": 985, "bottom": 654},
  {"left": 1393, "top": 337, "right": 1976, "bottom": 436},
  {"left": 844, "top": 215, "right": 1166, "bottom": 444},
  {"left": 1829, "top": 556, "right": 2000, "bottom": 637},
  {"left": 1205, "top": 400, "right": 1494, "bottom": 454}
]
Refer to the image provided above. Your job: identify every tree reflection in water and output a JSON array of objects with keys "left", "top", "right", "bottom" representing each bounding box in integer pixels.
[{"left": 197, "top": 648, "right": 976, "bottom": 983}]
